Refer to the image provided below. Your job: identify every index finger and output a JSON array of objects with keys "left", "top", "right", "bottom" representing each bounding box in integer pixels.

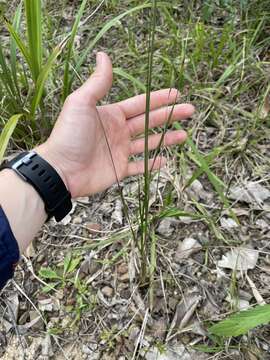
[{"left": 117, "top": 88, "right": 179, "bottom": 119}]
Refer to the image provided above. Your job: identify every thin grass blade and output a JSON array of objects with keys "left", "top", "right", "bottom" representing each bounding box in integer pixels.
[
  {"left": 31, "top": 40, "right": 68, "bottom": 116},
  {"left": 10, "top": 1, "right": 23, "bottom": 100},
  {"left": 24, "top": 0, "right": 42, "bottom": 81},
  {"left": 4, "top": 18, "right": 32, "bottom": 76},
  {"left": 141, "top": 0, "right": 157, "bottom": 282},
  {"left": 0, "top": 114, "right": 23, "bottom": 162},
  {"left": 62, "top": 0, "right": 88, "bottom": 102},
  {"left": 0, "top": 43, "right": 16, "bottom": 99},
  {"left": 113, "top": 68, "right": 146, "bottom": 92}
]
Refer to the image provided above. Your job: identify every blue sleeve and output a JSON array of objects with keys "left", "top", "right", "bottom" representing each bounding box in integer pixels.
[{"left": 0, "top": 207, "right": 20, "bottom": 290}]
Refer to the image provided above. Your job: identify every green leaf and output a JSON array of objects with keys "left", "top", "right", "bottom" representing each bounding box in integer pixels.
[
  {"left": 113, "top": 67, "right": 146, "bottom": 92},
  {"left": 31, "top": 39, "right": 67, "bottom": 115},
  {"left": 39, "top": 267, "right": 61, "bottom": 280},
  {"left": 24, "top": 0, "right": 42, "bottom": 81},
  {"left": 0, "top": 114, "right": 22, "bottom": 162},
  {"left": 10, "top": 1, "right": 23, "bottom": 100},
  {"left": 0, "top": 43, "right": 20, "bottom": 110},
  {"left": 63, "top": 254, "right": 81, "bottom": 275},
  {"left": 4, "top": 19, "right": 32, "bottom": 72},
  {"left": 41, "top": 283, "right": 58, "bottom": 293},
  {"left": 209, "top": 305, "right": 270, "bottom": 337}
]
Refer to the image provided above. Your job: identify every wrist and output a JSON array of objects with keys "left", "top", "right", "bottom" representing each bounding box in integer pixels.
[{"left": 34, "top": 144, "right": 70, "bottom": 192}]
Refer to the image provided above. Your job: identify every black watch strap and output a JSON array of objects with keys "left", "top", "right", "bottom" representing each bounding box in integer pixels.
[{"left": 0, "top": 151, "right": 72, "bottom": 222}]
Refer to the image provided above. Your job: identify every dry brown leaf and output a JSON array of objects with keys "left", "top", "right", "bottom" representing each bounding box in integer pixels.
[{"left": 218, "top": 247, "right": 258, "bottom": 271}]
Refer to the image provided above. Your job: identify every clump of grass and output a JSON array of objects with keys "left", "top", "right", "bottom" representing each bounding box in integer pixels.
[{"left": 0, "top": 1, "right": 151, "bottom": 153}]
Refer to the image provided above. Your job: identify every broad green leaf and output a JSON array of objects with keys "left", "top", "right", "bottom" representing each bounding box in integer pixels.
[
  {"left": 39, "top": 267, "right": 61, "bottom": 280},
  {"left": 209, "top": 305, "right": 270, "bottom": 337},
  {"left": 0, "top": 114, "right": 22, "bottom": 162}
]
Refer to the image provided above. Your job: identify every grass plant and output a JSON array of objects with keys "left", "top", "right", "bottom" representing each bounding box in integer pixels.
[{"left": 1, "top": 0, "right": 270, "bottom": 357}]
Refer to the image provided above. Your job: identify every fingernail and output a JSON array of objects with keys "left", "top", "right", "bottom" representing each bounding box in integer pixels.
[{"left": 96, "top": 52, "right": 102, "bottom": 65}]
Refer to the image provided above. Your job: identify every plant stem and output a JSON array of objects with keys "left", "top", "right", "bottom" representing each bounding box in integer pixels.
[{"left": 141, "top": 0, "right": 157, "bottom": 283}]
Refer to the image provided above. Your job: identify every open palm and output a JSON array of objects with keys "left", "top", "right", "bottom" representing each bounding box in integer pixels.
[{"left": 36, "top": 53, "right": 194, "bottom": 198}]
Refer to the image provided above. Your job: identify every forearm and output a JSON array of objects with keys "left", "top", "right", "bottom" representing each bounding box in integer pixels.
[
  {"left": 0, "top": 145, "right": 69, "bottom": 254},
  {"left": 0, "top": 169, "right": 47, "bottom": 254}
]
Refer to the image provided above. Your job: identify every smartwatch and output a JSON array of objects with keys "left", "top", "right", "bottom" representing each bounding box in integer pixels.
[{"left": 0, "top": 151, "right": 72, "bottom": 222}]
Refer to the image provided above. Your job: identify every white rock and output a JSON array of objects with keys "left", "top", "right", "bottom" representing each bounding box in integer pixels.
[
  {"left": 220, "top": 217, "right": 238, "bottom": 228},
  {"left": 218, "top": 247, "right": 258, "bottom": 271},
  {"left": 256, "top": 219, "right": 269, "bottom": 229},
  {"left": 238, "top": 299, "right": 250, "bottom": 310},
  {"left": 175, "top": 238, "right": 202, "bottom": 260},
  {"left": 157, "top": 218, "right": 175, "bottom": 237}
]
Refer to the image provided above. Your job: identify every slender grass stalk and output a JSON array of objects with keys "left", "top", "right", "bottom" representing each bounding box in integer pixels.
[
  {"left": 10, "top": 1, "right": 23, "bottom": 103},
  {"left": 149, "top": 231, "right": 157, "bottom": 311},
  {"left": 24, "top": 0, "right": 42, "bottom": 82},
  {"left": 140, "top": 0, "right": 157, "bottom": 283}
]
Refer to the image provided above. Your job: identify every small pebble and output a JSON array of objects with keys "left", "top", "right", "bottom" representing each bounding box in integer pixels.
[
  {"left": 117, "top": 263, "right": 128, "bottom": 274},
  {"left": 101, "top": 286, "right": 114, "bottom": 297},
  {"left": 73, "top": 216, "right": 82, "bottom": 224},
  {"left": 86, "top": 222, "right": 102, "bottom": 233}
]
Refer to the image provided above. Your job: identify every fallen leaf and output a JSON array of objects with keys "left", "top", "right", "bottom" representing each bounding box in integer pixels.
[
  {"left": 229, "top": 182, "right": 270, "bottom": 205},
  {"left": 167, "top": 290, "right": 201, "bottom": 341},
  {"left": 6, "top": 293, "right": 19, "bottom": 322},
  {"left": 175, "top": 238, "right": 202, "bottom": 261},
  {"left": 218, "top": 247, "right": 258, "bottom": 271},
  {"left": 86, "top": 222, "right": 102, "bottom": 233}
]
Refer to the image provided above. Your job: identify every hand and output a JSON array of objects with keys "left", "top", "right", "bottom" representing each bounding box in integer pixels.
[{"left": 36, "top": 52, "right": 194, "bottom": 198}]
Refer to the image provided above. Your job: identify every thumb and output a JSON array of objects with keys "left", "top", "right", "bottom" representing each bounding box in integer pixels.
[{"left": 77, "top": 52, "right": 113, "bottom": 104}]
